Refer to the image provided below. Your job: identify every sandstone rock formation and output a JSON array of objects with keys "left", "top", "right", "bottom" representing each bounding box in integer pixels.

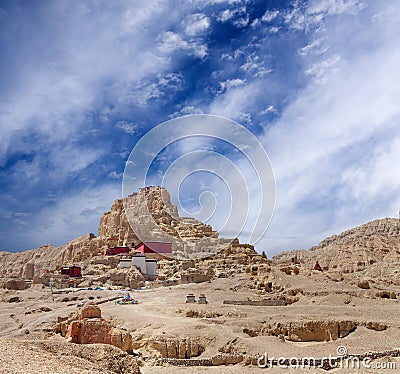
[
  {"left": 97, "top": 186, "right": 213, "bottom": 246},
  {"left": 0, "top": 278, "right": 29, "bottom": 290},
  {"left": 273, "top": 218, "right": 400, "bottom": 274},
  {"left": 358, "top": 280, "right": 370, "bottom": 289},
  {"left": 211, "top": 354, "right": 244, "bottom": 365},
  {"left": 80, "top": 303, "right": 102, "bottom": 319},
  {"left": 243, "top": 320, "right": 358, "bottom": 342},
  {"left": 149, "top": 336, "right": 205, "bottom": 358},
  {"left": 98, "top": 198, "right": 139, "bottom": 247},
  {"left": 0, "top": 233, "right": 103, "bottom": 280},
  {"left": 156, "top": 241, "right": 267, "bottom": 284},
  {"left": 0, "top": 338, "right": 141, "bottom": 374},
  {"left": 108, "top": 267, "right": 145, "bottom": 288},
  {"left": 365, "top": 321, "right": 387, "bottom": 331},
  {"left": 66, "top": 303, "right": 133, "bottom": 352},
  {"left": 102, "top": 186, "right": 232, "bottom": 259}
]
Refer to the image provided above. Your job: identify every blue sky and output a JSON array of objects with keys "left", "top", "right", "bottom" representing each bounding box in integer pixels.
[{"left": 1, "top": 0, "right": 399, "bottom": 256}]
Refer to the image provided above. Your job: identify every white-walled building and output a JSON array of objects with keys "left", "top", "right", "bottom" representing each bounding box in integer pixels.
[
  {"left": 118, "top": 253, "right": 157, "bottom": 279},
  {"left": 131, "top": 255, "right": 147, "bottom": 274},
  {"left": 119, "top": 258, "right": 132, "bottom": 269},
  {"left": 145, "top": 259, "right": 157, "bottom": 276}
]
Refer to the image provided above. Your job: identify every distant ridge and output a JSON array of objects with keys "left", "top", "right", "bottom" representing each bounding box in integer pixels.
[{"left": 272, "top": 218, "right": 400, "bottom": 273}]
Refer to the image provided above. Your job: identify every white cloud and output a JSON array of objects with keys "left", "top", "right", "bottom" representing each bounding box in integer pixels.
[
  {"left": 268, "top": 26, "right": 280, "bottom": 34},
  {"left": 304, "top": 54, "right": 341, "bottom": 83},
  {"left": 201, "top": 1, "right": 400, "bottom": 255},
  {"left": 218, "top": 78, "right": 246, "bottom": 93},
  {"left": 157, "top": 31, "right": 208, "bottom": 59},
  {"left": 261, "top": 10, "right": 280, "bottom": 22},
  {"left": 129, "top": 72, "right": 184, "bottom": 107},
  {"left": 297, "top": 38, "right": 329, "bottom": 56},
  {"left": 170, "top": 105, "right": 204, "bottom": 118},
  {"left": 205, "top": 0, "right": 248, "bottom": 4},
  {"left": 27, "top": 184, "right": 121, "bottom": 247},
  {"left": 0, "top": 1, "right": 175, "bottom": 166},
  {"left": 208, "top": 80, "right": 262, "bottom": 122},
  {"left": 118, "top": 149, "right": 130, "bottom": 160},
  {"left": 259, "top": 105, "right": 278, "bottom": 116},
  {"left": 11, "top": 158, "right": 42, "bottom": 186},
  {"left": 183, "top": 13, "right": 210, "bottom": 36},
  {"left": 339, "top": 136, "right": 400, "bottom": 205},
  {"left": 122, "top": 1, "right": 166, "bottom": 32},
  {"left": 240, "top": 53, "right": 272, "bottom": 77},
  {"left": 233, "top": 15, "right": 249, "bottom": 28},
  {"left": 284, "top": 0, "right": 365, "bottom": 32},
  {"left": 13, "top": 212, "right": 32, "bottom": 218},
  {"left": 108, "top": 171, "right": 123, "bottom": 180},
  {"left": 221, "top": 48, "right": 245, "bottom": 61},
  {"left": 308, "top": 0, "right": 366, "bottom": 16},
  {"left": 218, "top": 9, "right": 235, "bottom": 22},
  {"left": 217, "top": 6, "right": 249, "bottom": 27},
  {"left": 9, "top": 145, "right": 104, "bottom": 189},
  {"left": 51, "top": 146, "right": 104, "bottom": 176},
  {"left": 116, "top": 121, "right": 139, "bottom": 135},
  {"left": 237, "top": 112, "right": 252, "bottom": 125}
]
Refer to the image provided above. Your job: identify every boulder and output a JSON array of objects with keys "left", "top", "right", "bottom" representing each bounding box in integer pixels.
[
  {"left": 67, "top": 318, "right": 132, "bottom": 352},
  {"left": 7, "top": 296, "right": 21, "bottom": 303},
  {"left": 80, "top": 303, "right": 101, "bottom": 319},
  {"left": 3, "top": 279, "right": 29, "bottom": 290},
  {"left": 357, "top": 280, "right": 370, "bottom": 289},
  {"left": 211, "top": 355, "right": 225, "bottom": 366},
  {"left": 108, "top": 267, "right": 145, "bottom": 289},
  {"left": 365, "top": 322, "right": 387, "bottom": 331}
]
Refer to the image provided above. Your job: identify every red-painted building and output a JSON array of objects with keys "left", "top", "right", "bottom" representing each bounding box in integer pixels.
[
  {"left": 105, "top": 246, "right": 130, "bottom": 256},
  {"left": 135, "top": 242, "right": 172, "bottom": 256},
  {"left": 61, "top": 266, "right": 82, "bottom": 278}
]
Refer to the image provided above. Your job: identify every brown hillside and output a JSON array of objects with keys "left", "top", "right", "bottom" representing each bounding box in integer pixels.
[{"left": 273, "top": 218, "right": 400, "bottom": 273}]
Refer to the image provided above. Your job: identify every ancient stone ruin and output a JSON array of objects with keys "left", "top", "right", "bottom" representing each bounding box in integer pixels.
[{"left": 66, "top": 302, "right": 133, "bottom": 352}]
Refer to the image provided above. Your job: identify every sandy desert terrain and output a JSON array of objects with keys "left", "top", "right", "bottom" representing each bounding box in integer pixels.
[{"left": 0, "top": 267, "right": 399, "bottom": 373}]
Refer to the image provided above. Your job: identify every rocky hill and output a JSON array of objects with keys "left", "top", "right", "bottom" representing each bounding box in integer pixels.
[
  {"left": 273, "top": 218, "right": 400, "bottom": 273},
  {"left": 0, "top": 186, "right": 232, "bottom": 281},
  {"left": 99, "top": 186, "right": 231, "bottom": 258},
  {"left": 0, "top": 234, "right": 103, "bottom": 281}
]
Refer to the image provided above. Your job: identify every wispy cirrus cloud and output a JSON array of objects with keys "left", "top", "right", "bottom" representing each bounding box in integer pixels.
[
  {"left": 157, "top": 31, "right": 208, "bottom": 59},
  {"left": 217, "top": 6, "right": 249, "bottom": 27},
  {"left": 115, "top": 121, "right": 139, "bottom": 135}
]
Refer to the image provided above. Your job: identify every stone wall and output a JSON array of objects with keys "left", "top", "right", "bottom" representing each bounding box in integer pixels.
[
  {"left": 243, "top": 320, "right": 358, "bottom": 341},
  {"left": 223, "top": 299, "right": 286, "bottom": 306}
]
